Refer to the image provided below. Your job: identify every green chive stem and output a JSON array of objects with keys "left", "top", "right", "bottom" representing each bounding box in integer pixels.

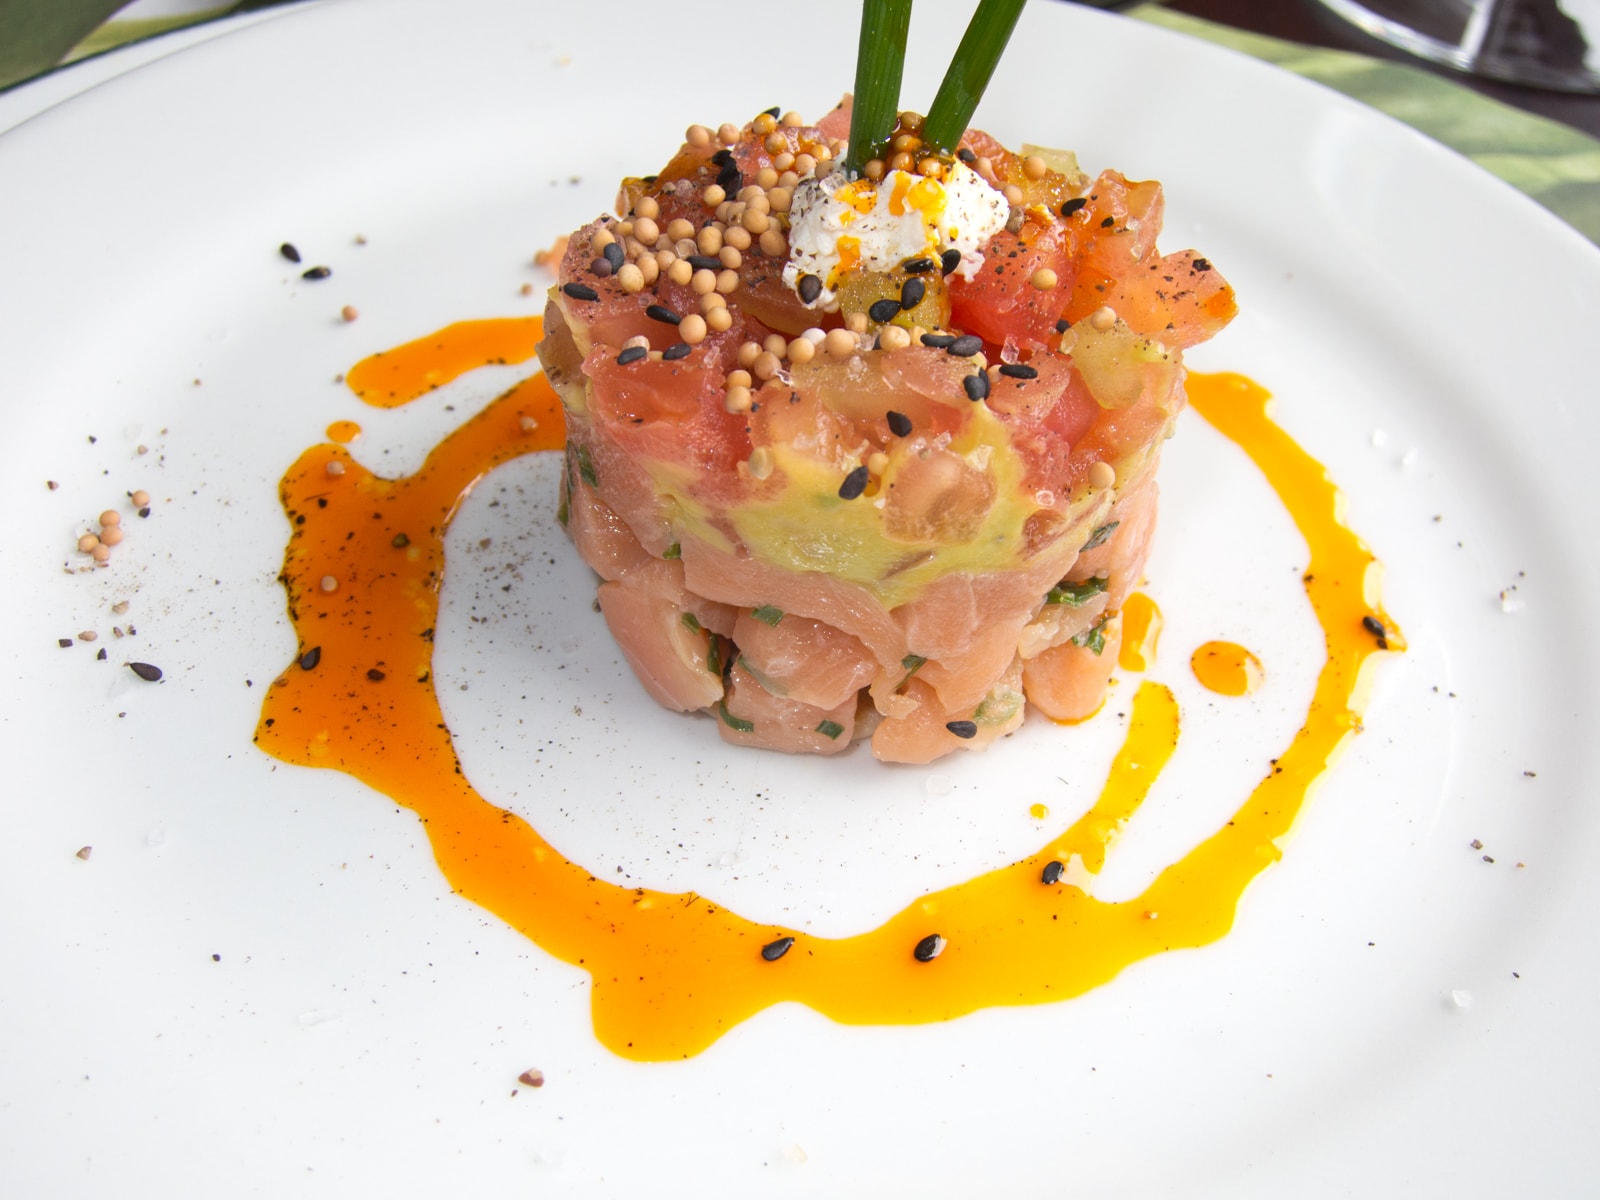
[
  {"left": 922, "top": 0, "right": 1028, "bottom": 153},
  {"left": 847, "top": 0, "right": 914, "bottom": 173}
]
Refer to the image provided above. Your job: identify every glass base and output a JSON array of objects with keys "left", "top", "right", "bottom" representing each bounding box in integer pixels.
[{"left": 1313, "top": 0, "right": 1600, "bottom": 93}]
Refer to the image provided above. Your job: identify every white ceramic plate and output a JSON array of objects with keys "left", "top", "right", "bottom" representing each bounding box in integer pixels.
[{"left": 4, "top": 0, "right": 1598, "bottom": 1193}]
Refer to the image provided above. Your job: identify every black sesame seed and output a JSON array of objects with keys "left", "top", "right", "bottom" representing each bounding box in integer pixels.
[
  {"left": 957, "top": 147, "right": 977, "bottom": 164},
  {"left": 900, "top": 256, "right": 936, "bottom": 275},
  {"left": 940, "top": 248, "right": 962, "bottom": 276},
  {"left": 301, "top": 265, "right": 332, "bottom": 280},
  {"left": 367, "top": 668, "right": 386, "bottom": 682},
  {"left": 617, "top": 345, "right": 648, "bottom": 366},
  {"left": 920, "top": 332, "right": 955, "bottom": 348},
  {"left": 686, "top": 254, "right": 722, "bottom": 272},
  {"left": 710, "top": 148, "right": 734, "bottom": 166},
  {"left": 298, "top": 646, "right": 322, "bottom": 670},
  {"left": 662, "top": 342, "right": 692, "bottom": 361},
  {"left": 1193, "top": 257, "right": 1212, "bottom": 271},
  {"left": 945, "top": 719, "right": 978, "bottom": 738},
  {"left": 562, "top": 281, "right": 599, "bottom": 302},
  {"left": 96, "top": 648, "right": 107, "bottom": 661},
  {"left": 57, "top": 638, "right": 73, "bottom": 648},
  {"left": 838, "top": 465, "right": 870, "bottom": 500},
  {"left": 717, "top": 161, "right": 742, "bottom": 192},
  {"left": 962, "top": 373, "right": 990, "bottom": 402},
  {"left": 1060, "top": 197, "right": 1087, "bottom": 217},
  {"left": 762, "top": 105, "right": 781, "bottom": 118},
  {"left": 868, "top": 298, "right": 902, "bottom": 324},
  {"left": 947, "top": 334, "right": 983, "bottom": 357},
  {"left": 797, "top": 273, "right": 823, "bottom": 304},
  {"left": 760, "top": 936, "right": 794, "bottom": 961},
  {"left": 999, "top": 362, "right": 1038, "bottom": 379},
  {"left": 900, "top": 277, "right": 926, "bottom": 310},
  {"left": 1054, "top": 318, "right": 1072, "bottom": 333},
  {"left": 1362, "top": 615, "right": 1387, "bottom": 638},
  {"left": 886, "top": 410, "right": 913, "bottom": 437},
  {"left": 128, "top": 662, "right": 163, "bottom": 682},
  {"left": 602, "top": 242, "right": 625, "bottom": 271},
  {"left": 1100, "top": 216, "right": 1115, "bottom": 228},
  {"left": 391, "top": 533, "right": 410, "bottom": 548},
  {"left": 645, "top": 303, "right": 680, "bottom": 325},
  {"left": 137, "top": 506, "right": 151, "bottom": 518},
  {"left": 279, "top": 242, "right": 301, "bottom": 263},
  {"left": 913, "top": 933, "right": 946, "bottom": 962},
  {"left": 1041, "top": 860, "right": 1067, "bottom": 885}
]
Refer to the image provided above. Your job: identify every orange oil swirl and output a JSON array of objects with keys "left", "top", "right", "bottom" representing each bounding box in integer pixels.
[{"left": 255, "top": 331, "right": 1399, "bottom": 1061}]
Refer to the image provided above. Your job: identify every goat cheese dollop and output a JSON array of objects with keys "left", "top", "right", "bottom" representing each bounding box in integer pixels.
[{"left": 783, "top": 161, "right": 1010, "bottom": 309}]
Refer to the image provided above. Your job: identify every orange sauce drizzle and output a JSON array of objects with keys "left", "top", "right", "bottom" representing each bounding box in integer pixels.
[
  {"left": 1119, "top": 591, "right": 1162, "bottom": 672},
  {"left": 256, "top": 335, "right": 1399, "bottom": 1061},
  {"left": 344, "top": 317, "right": 542, "bottom": 407},
  {"left": 1191, "top": 641, "right": 1264, "bottom": 696}
]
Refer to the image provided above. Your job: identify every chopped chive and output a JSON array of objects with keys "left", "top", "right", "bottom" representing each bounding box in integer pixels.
[
  {"left": 816, "top": 719, "right": 846, "bottom": 739},
  {"left": 846, "top": 0, "right": 914, "bottom": 172},
  {"left": 1071, "top": 616, "right": 1109, "bottom": 655},
  {"left": 902, "top": 653, "right": 927, "bottom": 673},
  {"left": 923, "top": 0, "right": 1029, "bottom": 153},
  {"left": 680, "top": 612, "right": 702, "bottom": 633},
  {"left": 751, "top": 605, "right": 785, "bottom": 626},
  {"left": 1045, "top": 577, "right": 1107, "bottom": 607},
  {"left": 574, "top": 445, "right": 599, "bottom": 488},
  {"left": 1080, "top": 521, "right": 1118, "bottom": 551},
  {"left": 707, "top": 635, "right": 723, "bottom": 676},
  {"left": 718, "top": 700, "right": 755, "bottom": 733},
  {"left": 663, "top": 542, "right": 682, "bottom": 559}
]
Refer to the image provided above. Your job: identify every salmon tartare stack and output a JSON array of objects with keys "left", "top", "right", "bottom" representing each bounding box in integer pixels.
[{"left": 537, "top": 103, "right": 1235, "bottom": 762}]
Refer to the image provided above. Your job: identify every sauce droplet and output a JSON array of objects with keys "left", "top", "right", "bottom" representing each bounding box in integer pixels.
[
  {"left": 1029, "top": 803, "right": 1049, "bottom": 820},
  {"left": 324, "top": 420, "right": 361, "bottom": 443},
  {"left": 1190, "top": 641, "right": 1264, "bottom": 696}
]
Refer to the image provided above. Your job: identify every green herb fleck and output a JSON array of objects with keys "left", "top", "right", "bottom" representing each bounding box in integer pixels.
[
  {"left": 1045, "top": 577, "right": 1108, "bottom": 607},
  {"left": 680, "top": 612, "right": 702, "bottom": 633},
  {"left": 1080, "top": 521, "right": 1119, "bottom": 552},
  {"left": 663, "top": 542, "right": 681, "bottom": 560},
  {"left": 718, "top": 700, "right": 755, "bottom": 734},
  {"left": 1071, "top": 617, "right": 1109, "bottom": 656},
  {"left": 575, "top": 444, "right": 599, "bottom": 489},
  {"left": 751, "top": 605, "right": 784, "bottom": 626},
  {"left": 707, "top": 635, "right": 723, "bottom": 677},
  {"left": 816, "top": 719, "right": 846, "bottom": 740}
]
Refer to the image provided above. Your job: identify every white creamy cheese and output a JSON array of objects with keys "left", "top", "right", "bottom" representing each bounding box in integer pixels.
[{"left": 782, "top": 162, "right": 1011, "bottom": 309}]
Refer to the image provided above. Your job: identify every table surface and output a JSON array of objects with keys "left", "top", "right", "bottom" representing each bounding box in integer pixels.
[{"left": 1164, "top": 0, "right": 1600, "bottom": 137}]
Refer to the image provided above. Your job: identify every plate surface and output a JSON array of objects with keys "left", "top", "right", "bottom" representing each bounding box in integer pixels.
[{"left": 3, "top": 0, "right": 1598, "bottom": 1194}]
